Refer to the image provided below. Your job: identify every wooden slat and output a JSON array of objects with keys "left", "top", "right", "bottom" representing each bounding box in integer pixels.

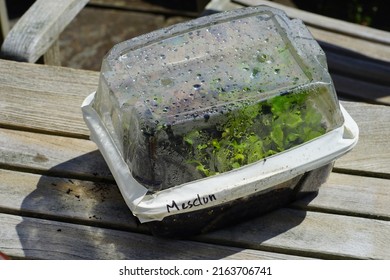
[
  {"left": 293, "top": 173, "right": 390, "bottom": 220},
  {"left": 1, "top": 213, "right": 307, "bottom": 260},
  {"left": 43, "top": 40, "right": 62, "bottom": 66},
  {"left": 0, "top": 0, "right": 89, "bottom": 63},
  {"left": 202, "top": 208, "right": 390, "bottom": 259},
  {"left": 0, "top": 169, "right": 132, "bottom": 230},
  {"left": 0, "top": 59, "right": 99, "bottom": 137},
  {"left": 308, "top": 26, "right": 390, "bottom": 64},
  {"left": 0, "top": 128, "right": 112, "bottom": 181},
  {"left": 335, "top": 102, "right": 390, "bottom": 178}
]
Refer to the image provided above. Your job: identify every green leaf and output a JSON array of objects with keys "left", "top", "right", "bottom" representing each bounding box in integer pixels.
[
  {"left": 197, "top": 143, "right": 208, "bottom": 150},
  {"left": 285, "top": 113, "right": 303, "bottom": 128},
  {"left": 212, "top": 139, "right": 220, "bottom": 150},
  {"left": 184, "top": 130, "right": 200, "bottom": 145},
  {"left": 271, "top": 124, "right": 284, "bottom": 148}
]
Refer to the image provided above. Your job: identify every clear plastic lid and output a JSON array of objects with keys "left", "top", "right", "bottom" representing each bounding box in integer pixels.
[{"left": 91, "top": 6, "right": 344, "bottom": 192}]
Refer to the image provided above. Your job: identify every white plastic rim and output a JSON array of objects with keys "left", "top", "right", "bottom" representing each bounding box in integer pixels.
[{"left": 82, "top": 92, "right": 359, "bottom": 223}]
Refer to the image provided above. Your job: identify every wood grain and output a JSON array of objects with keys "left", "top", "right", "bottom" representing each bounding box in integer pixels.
[
  {"left": 43, "top": 40, "right": 62, "bottom": 66},
  {"left": 335, "top": 102, "right": 390, "bottom": 178},
  {"left": 0, "top": 0, "right": 89, "bottom": 63},
  {"left": 0, "top": 169, "right": 132, "bottom": 230},
  {"left": 202, "top": 208, "right": 390, "bottom": 259},
  {"left": 309, "top": 27, "right": 390, "bottom": 64},
  {"left": 0, "top": 128, "right": 112, "bottom": 181},
  {"left": 0, "top": 59, "right": 99, "bottom": 138},
  {"left": 1, "top": 213, "right": 309, "bottom": 260}
]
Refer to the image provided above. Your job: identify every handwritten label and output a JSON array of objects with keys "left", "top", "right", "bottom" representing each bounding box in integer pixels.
[{"left": 166, "top": 194, "right": 217, "bottom": 213}]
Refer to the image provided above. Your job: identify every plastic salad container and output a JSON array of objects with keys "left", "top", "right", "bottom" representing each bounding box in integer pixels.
[{"left": 82, "top": 5, "right": 359, "bottom": 237}]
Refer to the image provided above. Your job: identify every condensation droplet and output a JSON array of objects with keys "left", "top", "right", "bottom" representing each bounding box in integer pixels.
[{"left": 120, "top": 54, "right": 128, "bottom": 61}]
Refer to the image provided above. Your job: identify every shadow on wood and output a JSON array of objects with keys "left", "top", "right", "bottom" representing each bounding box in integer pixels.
[{"left": 13, "top": 149, "right": 318, "bottom": 259}]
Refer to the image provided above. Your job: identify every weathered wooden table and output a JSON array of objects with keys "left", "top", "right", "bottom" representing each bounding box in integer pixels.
[{"left": 0, "top": 58, "right": 389, "bottom": 259}]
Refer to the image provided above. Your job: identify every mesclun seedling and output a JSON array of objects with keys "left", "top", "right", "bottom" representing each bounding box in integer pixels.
[{"left": 183, "top": 89, "right": 326, "bottom": 177}]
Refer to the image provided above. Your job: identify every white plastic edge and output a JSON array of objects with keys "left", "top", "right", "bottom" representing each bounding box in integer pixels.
[{"left": 82, "top": 92, "right": 359, "bottom": 223}]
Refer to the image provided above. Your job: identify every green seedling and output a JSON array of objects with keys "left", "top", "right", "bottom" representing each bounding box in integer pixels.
[{"left": 182, "top": 89, "right": 326, "bottom": 177}]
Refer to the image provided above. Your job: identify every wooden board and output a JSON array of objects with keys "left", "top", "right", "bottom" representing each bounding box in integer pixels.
[
  {"left": 308, "top": 26, "right": 390, "bottom": 64},
  {"left": 1, "top": 213, "right": 307, "bottom": 260},
  {"left": 0, "top": 129, "right": 112, "bottom": 181},
  {"left": 0, "top": 60, "right": 99, "bottom": 138},
  {"left": 334, "top": 102, "right": 390, "bottom": 178},
  {"left": 0, "top": 169, "right": 132, "bottom": 230},
  {"left": 202, "top": 208, "right": 390, "bottom": 259},
  {"left": 293, "top": 173, "right": 390, "bottom": 220}
]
